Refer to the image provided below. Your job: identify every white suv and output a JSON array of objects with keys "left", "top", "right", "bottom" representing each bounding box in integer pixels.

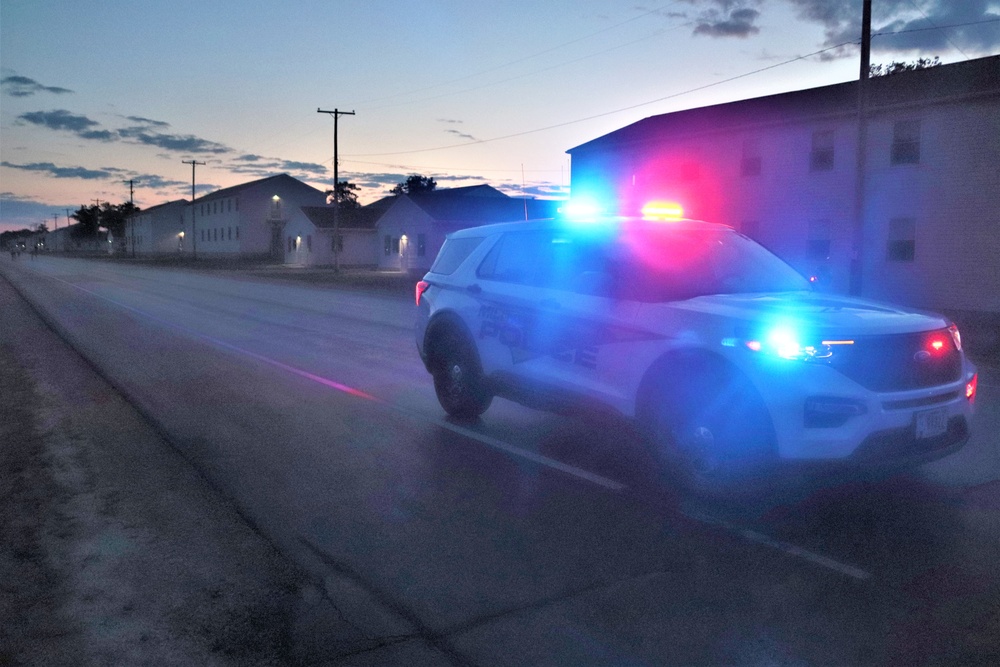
[{"left": 415, "top": 216, "right": 978, "bottom": 491}]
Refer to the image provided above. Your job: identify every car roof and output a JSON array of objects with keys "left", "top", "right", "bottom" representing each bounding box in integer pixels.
[{"left": 445, "top": 216, "right": 734, "bottom": 239}]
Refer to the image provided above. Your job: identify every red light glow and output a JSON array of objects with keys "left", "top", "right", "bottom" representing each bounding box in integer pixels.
[
  {"left": 967, "top": 373, "right": 978, "bottom": 402},
  {"left": 415, "top": 280, "right": 429, "bottom": 306}
]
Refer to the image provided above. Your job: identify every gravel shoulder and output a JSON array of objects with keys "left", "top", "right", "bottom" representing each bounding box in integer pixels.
[{"left": 1, "top": 272, "right": 308, "bottom": 665}]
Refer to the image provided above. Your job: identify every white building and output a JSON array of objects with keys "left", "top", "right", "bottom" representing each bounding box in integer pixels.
[
  {"left": 182, "top": 173, "right": 327, "bottom": 260},
  {"left": 567, "top": 55, "right": 1000, "bottom": 319},
  {"left": 123, "top": 200, "right": 188, "bottom": 256},
  {"left": 375, "top": 185, "right": 561, "bottom": 273}
]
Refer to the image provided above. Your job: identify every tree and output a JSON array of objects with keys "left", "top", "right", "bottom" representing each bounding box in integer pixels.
[
  {"left": 325, "top": 180, "right": 360, "bottom": 209},
  {"left": 390, "top": 174, "right": 437, "bottom": 195},
  {"left": 70, "top": 201, "right": 139, "bottom": 239},
  {"left": 71, "top": 204, "right": 101, "bottom": 239},
  {"left": 869, "top": 56, "right": 941, "bottom": 77},
  {"left": 99, "top": 201, "right": 139, "bottom": 238}
]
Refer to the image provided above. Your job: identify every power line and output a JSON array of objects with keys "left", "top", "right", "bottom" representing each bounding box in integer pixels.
[
  {"left": 356, "top": 1, "right": 688, "bottom": 108},
  {"left": 346, "top": 16, "right": 1000, "bottom": 159}
]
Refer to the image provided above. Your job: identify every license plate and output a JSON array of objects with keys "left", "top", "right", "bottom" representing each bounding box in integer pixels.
[{"left": 916, "top": 407, "right": 948, "bottom": 439}]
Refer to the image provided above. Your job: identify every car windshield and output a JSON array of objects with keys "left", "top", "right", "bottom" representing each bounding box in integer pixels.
[{"left": 613, "top": 225, "right": 811, "bottom": 302}]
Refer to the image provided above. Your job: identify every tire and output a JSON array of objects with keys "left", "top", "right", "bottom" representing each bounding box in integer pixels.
[
  {"left": 430, "top": 328, "right": 493, "bottom": 419},
  {"left": 648, "top": 363, "right": 773, "bottom": 495}
]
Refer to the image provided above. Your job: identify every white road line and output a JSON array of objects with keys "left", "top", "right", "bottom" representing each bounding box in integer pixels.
[{"left": 683, "top": 509, "right": 872, "bottom": 580}]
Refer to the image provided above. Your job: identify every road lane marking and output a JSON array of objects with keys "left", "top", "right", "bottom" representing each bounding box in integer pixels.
[{"left": 682, "top": 509, "right": 872, "bottom": 580}]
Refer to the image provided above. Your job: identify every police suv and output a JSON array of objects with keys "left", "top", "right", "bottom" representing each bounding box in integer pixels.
[{"left": 414, "top": 213, "right": 978, "bottom": 491}]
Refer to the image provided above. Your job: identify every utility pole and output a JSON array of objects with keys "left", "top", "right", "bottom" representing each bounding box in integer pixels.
[
  {"left": 183, "top": 160, "right": 206, "bottom": 260},
  {"left": 92, "top": 199, "right": 101, "bottom": 250},
  {"left": 123, "top": 179, "right": 138, "bottom": 205},
  {"left": 317, "top": 108, "right": 355, "bottom": 273},
  {"left": 850, "top": 0, "right": 872, "bottom": 295},
  {"left": 53, "top": 213, "right": 59, "bottom": 230}
]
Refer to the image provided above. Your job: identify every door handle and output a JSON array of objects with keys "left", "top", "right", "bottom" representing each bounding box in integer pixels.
[{"left": 466, "top": 283, "right": 482, "bottom": 294}]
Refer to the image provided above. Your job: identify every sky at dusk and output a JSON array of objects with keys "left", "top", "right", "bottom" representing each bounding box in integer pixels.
[{"left": 2, "top": 0, "right": 998, "bottom": 234}]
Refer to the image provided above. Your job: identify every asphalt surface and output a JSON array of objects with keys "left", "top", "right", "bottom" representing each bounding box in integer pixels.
[{"left": 3, "top": 253, "right": 999, "bottom": 666}]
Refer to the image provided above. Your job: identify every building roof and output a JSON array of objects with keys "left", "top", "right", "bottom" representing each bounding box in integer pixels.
[
  {"left": 197, "top": 173, "right": 324, "bottom": 201},
  {"left": 301, "top": 204, "right": 384, "bottom": 230},
  {"left": 126, "top": 199, "right": 187, "bottom": 219},
  {"left": 404, "top": 184, "right": 560, "bottom": 223},
  {"left": 568, "top": 55, "right": 1000, "bottom": 154}
]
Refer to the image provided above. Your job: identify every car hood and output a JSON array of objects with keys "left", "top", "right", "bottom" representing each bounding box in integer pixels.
[{"left": 655, "top": 292, "right": 950, "bottom": 336}]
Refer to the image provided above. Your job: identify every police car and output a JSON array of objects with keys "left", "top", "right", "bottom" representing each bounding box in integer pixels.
[{"left": 414, "top": 208, "right": 978, "bottom": 491}]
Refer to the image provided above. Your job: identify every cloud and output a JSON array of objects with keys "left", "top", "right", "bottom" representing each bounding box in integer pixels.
[
  {"left": 680, "top": 0, "right": 763, "bottom": 38},
  {"left": 1, "top": 161, "right": 121, "bottom": 180},
  {"left": 123, "top": 115, "right": 171, "bottom": 128},
  {"left": 116, "top": 126, "right": 231, "bottom": 154},
  {"left": 787, "top": 0, "right": 1000, "bottom": 58},
  {"left": 0, "top": 193, "right": 78, "bottom": 233},
  {"left": 694, "top": 7, "right": 762, "bottom": 38},
  {"left": 1, "top": 75, "right": 73, "bottom": 97},
  {"left": 444, "top": 128, "right": 479, "bottom": 141},
  {"left": 17, "top": 109, "right": 233, "bottom": 154},
  {"left": 17, "top": 109, "right": 115, "bottom": 141}
]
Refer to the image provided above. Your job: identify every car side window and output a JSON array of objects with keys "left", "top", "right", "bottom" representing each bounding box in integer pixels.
[
  {"left": 477, "top": 231, "right": 551, "bottom": 284},
  {"left": 478, "top": 231, "right": 620, "bottom": 296},
  {"left": 430, "top": 237, "right": 484, "bottom": 275}
]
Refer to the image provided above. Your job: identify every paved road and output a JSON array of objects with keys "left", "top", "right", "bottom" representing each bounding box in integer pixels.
[{"left": 4, "top": 254, "right": 999, "bottom": 666}]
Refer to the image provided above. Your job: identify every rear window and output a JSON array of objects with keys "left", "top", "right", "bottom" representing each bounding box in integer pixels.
[{"left": 429, "top": 236, "right": 484, "bottom": 275}]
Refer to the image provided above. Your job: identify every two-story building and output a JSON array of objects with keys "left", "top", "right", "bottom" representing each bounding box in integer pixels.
[
  {"left": 123, "top": 200, "right": 188, "bottom": 256},
  {"left": 567, "top": 55, "right": 1000, "bottom": 321},
  {"left": 182, "top": 173, "right": 328, "bottom": 260}
]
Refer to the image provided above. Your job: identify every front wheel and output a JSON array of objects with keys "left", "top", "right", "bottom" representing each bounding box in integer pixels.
[
  {"left": 648, "top": 365, "right": 774, "bottom": 495},
  {"left": 431, "top": 330, "right": 492, "bottom": 419}
]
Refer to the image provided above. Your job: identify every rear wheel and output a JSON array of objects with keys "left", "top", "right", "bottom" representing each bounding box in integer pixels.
[{"left": 431, "top": 329, "right": 492, "bottom": 419}]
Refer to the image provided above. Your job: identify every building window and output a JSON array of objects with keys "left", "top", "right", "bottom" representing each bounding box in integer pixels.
[
  {"left": 288, "top": 236, "right": 294, "bottom": 252},
  {"left": 417, "top": 233, "right": 426, "bottom": 257},
  {"left": 307, "top": 235, "right": 312, "bottom": 252},
  {"left": 891, "top": 119, "right": 920, "bottom": 165},
  {"left": 384, "top": 235, "right": 391, "bottom": 256},
  {"left": 886, "top": 217, "right": 916, "bottom": 261},
  {"left": 201, "top": 229, "right": 205, "bottom": 242},
  {"left": 807, "top": 219, "right": 832, "bottom": 259},
  {"left": 228, "top": 227, "right": 232, "bottom": 240},
  {"left": 235, "top": 198, "right": 239, "bottom": 212},
  {"left": 235, "top": 226, "right": 240, "bottom": 240},
  {"left": 228, "top": 199, "right": 232, "bottom": 212},
  {"left": 741, "top": 138, "right": 761, "bottom": 177},
  {"left": 391, "top": 237, "right": 400, "bottom": 255},
  {"left": 810, "top": 130, "right": 834, "bottom": 171}
]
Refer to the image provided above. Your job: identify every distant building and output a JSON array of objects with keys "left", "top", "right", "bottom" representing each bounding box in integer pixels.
[
  {"left": 567, "top": 55, "right": 1000, "bottom": 316},
  {"left": 183, "top": 173, "right": 327, "bottom": 260},
  {"left": 44, "top": 223, "right": 108, "bottom": 254},
  {"left": 375, "top": 184, "right": 561, "bottom": 273},
  {"left": 292, "top": 197, "right": 395, "bottom": 268},
  {"left": 124, "top": 200, "right": 188, "bottom": 256}
]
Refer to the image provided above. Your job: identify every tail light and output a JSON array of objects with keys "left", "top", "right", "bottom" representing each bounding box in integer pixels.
[
  {"left": 415, "top": 280, "right": 430, "bottom": 306},
  {"left": 967, "top": 373, "right": 978, "bottom": 403}
]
